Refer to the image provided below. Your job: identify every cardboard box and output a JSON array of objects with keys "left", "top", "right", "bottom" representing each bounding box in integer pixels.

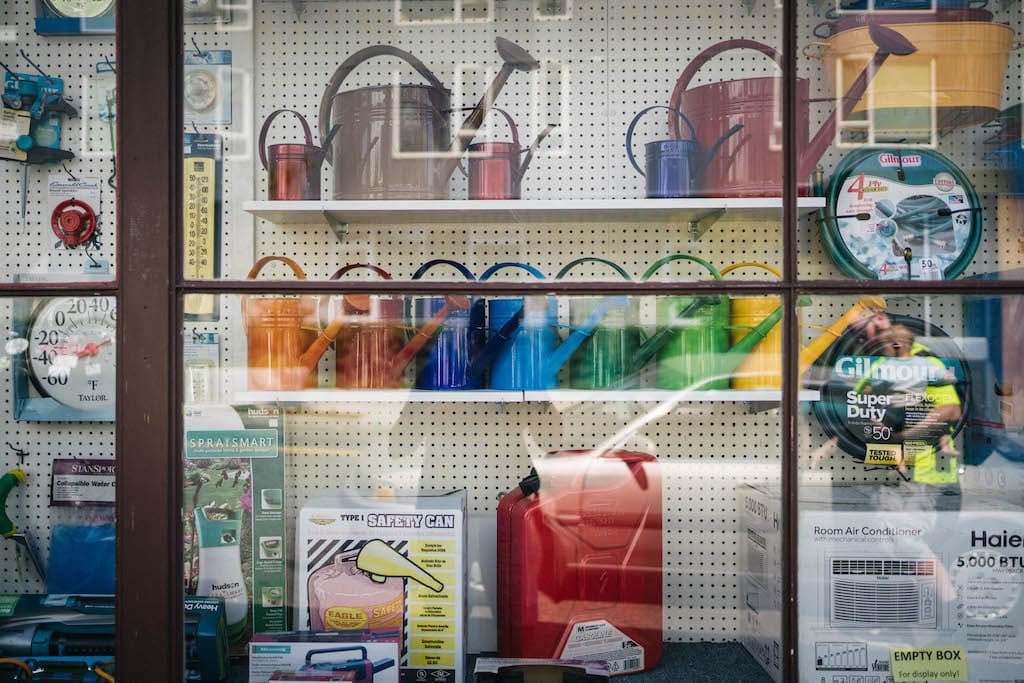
[
  {"left": 249, "top": 634, "right": 399, "bottom": 683},
  {"left": 296, "top": 490, "right": 466, "bottom": 683},
  {"left": 739, "top": 483, "right": 1024, "bottom": 683}
]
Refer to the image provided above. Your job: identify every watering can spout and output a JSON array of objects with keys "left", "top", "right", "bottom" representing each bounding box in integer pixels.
[
  {"left": 548, "top": 296, "right": 630, "bottom": 374},
  {"left": 389, "top": 295, "right": 471, "bottom": 380},
  {"left": 631, "top": 296, "right": 721, "bottom": 372},
  {"left": 444, "top": 38, "right": 540, "bottom": 180},
  {"left": 297, "top": 317, "right": 346, "bottom": 376},
  {"left": 800, "top": 25, "right": 916, "bottom": 180},
  {"left": 516, "top": 123, "right": 558, "bottom": 182}
]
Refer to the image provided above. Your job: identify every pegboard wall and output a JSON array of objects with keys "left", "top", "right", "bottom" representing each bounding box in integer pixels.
[
  {"left": 0, "top": 3, "right": 116, "bottom": 594},
  {"left": 183, "top": 0, "right": 1024, "bottom": 650},
  {"left": 0, "top": 3, "right": 116, "bottom": 280}
]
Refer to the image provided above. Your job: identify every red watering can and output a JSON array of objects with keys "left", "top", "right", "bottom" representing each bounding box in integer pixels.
[
  {"left": 329, "top": 264, "right": 469, "bottom": 389},
  {"left": 668, "top": 25, "right": 916, "bottom": 196},
  {"left": 455, "top": 107, "right": 556, "bottom": 200}
]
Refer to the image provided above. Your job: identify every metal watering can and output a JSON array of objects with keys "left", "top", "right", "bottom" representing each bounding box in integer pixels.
[
  {"left": 242, "top": 256, "right": 339, "bottom": 391},
  {"left": 668, "top": 25, "right": 916, "bottom": 196},
  {"left": 555, "top": 257, "right": 639, "bottom": 390},
  {"left": 329, "top": 264, "right": 469, "bottom": 388},
  {"left": 455, "top": 107, "right": 557, "bottom": 200},
  {"left": 719, "top": 262, "right": 783, "bottom": 390},
  {"left": 318, "top": 38, "right": 540, "bottom": 200},
  {"left": 627, "top": 105, "right": 742, "bottom": 198},
  {"left": 258, "top": 109, "right": 336, "bottom": 201},
  {"left": 637, "top": 255, "right": 731, "bottom": 390},
  {"left": 472, "top": 263, "right": 628, "bottom": 391},
  {"left": 410, "top": 259, "right": 487, "bottom": 391}
]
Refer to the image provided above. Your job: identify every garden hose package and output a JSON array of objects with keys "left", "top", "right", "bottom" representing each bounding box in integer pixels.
[
  {"left": 820, "top": 148, "right": 982, "bottom": 280},
  {"left": 811, "top": 314, "right": 971, "bottom": 477}
]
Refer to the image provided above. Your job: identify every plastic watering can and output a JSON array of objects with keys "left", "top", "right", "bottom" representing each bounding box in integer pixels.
[
  {"left": 318, "top": 38, "right": 540, "bottom": 200},
  {"left": 719, "top": 262, "right": 783, "bottom": 390},
  {"left": 637, "top": 255, "right": 731, "bottom": 389},
  {"left": 627, "top": 105, "right": 743, "bottom": 198},
  {"left": 471, "top": 263, "right": 629, "bottom": 390},
  {"left": 242, "top": 256, "right": 337, "bottom": 391},
  {"left": 411, "top": 259, "right": 487, "bottom": 390},
  {"left": 555, "top": 257, "right": 639, "bottom": 389},
  {"left": 329, "top": 264, "right": 469, "bottom": 388}
]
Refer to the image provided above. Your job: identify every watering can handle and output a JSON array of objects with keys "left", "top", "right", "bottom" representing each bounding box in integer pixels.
[
  {"left": 641, "top": 254, "right": 723, "bottom": 281},
  {"left": 720, "top": 261, "right": 782, "bottom": 278},
  {"left": 329, "top": 263, "right": 394, "bottom": 280},
  {"left": 258, "top": 109, "right": 314, "bottom": 170},
  {"left": 669, "top": 39, "right": 781, "bottom": 140},
  {"left": 319, "top": 45, "right": 447, "bottom": 165},
  {"left": 449, "top": 106, "right": 521, "bottom": 178},
  {"left": 555, "top": 257, "right": 632, "bottom": 280},
  {"left": 412, "top": 259, "right": 476, "bottom": 281},
  {"left": 626, "top": 105, "right": 697, "bottom": 178},
  {"left": 479, "top": 262, "right": 546, "bottom": 281},
  {"left": 246, "top": 255, "right": 308, "bottom": 280}
]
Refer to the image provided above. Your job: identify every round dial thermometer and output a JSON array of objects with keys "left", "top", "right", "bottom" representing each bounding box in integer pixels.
[
  {"left": 26, "top": 296, "right": 116, "bottom": 412},
  {"left": 43, "top": 0, "right": 114, "bottom": 18}
]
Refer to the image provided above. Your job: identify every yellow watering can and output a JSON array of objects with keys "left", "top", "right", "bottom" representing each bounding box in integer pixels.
[{"left": 719, "top": 262, "right": 783, "bottom": 390}]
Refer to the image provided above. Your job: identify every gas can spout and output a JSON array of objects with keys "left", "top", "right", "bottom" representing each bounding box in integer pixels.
[{"left": 356, "top": 539, "right": 444, "bottom": 592}]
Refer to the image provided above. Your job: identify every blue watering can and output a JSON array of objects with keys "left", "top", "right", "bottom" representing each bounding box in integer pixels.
[
  {"left": 627, "top": 105, "right": 742, "bottom": 198},
  {"left": 475, "top": 262, "right": 629, "bottom": 390},
  {"left": 411, "top": 259, "right": 487, "bottom": 390}
]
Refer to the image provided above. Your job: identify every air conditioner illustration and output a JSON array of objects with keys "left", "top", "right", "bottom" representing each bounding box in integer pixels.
[{"left": 828, "top": 557, "right": 937, "bottom": 629}]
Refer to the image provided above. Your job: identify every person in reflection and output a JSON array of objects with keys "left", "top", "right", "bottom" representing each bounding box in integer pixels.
[{"left": 854, "top": 323, "right": 961, "bottom": 486}]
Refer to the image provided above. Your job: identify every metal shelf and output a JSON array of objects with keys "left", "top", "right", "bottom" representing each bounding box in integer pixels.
[
  {"left": 232, "top": 388, "right": 820, "bottom": 404},
  {"left": 244, "top": 197, "right": 826, "bottom": 239}
]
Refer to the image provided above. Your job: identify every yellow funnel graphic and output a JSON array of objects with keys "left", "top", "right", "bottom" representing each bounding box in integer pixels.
[{"left": 355, "top": 539, "right": 444, "bottom": 592}]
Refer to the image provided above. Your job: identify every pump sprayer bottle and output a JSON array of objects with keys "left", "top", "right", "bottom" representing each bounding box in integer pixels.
[{"left": 194, "top": 505, "right": 248, "bottom": 639}]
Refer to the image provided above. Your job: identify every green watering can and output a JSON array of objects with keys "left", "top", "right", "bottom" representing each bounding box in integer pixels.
[
  {"left": 640, "top": 255, "right": 731, "bottom": 390},
  {"left": 556, "top": 257, "right": 639, "bottom": 390}
]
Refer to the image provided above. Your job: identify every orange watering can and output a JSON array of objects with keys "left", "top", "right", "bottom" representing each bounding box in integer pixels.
[
  {"left": 243, "top": 256, "right": 340, "bottom": 391},
  {"left": 329, "top": 264, "right": 469, "bottom": 388}
]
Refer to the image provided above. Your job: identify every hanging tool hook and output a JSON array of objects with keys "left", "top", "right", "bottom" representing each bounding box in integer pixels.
[
  {"left": 5, "top": 444, "right": 27, "bottom": 466},
  {"left": 18, "top": 50, "right": 49, "bottom": 79},
  {"left": 62, "top": 163, "right": 78, "bottom": 181},
  {"left": 190, "top": 36, "right": 208, "bottom": 59}
]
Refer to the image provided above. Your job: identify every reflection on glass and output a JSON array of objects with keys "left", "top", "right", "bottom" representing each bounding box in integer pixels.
[
  {"left": 0, "top": 297, "right": 116, "bottom": 678},
  {"left": 185, "top": 291, "right": 784, "bottom": 680},
  {"left": 800, "top": 294, "right": 1024, "bottom": 682}
]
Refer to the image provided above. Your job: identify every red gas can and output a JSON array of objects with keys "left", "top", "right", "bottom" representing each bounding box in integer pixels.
[{"left": 496, "top": 449, "right": 662, "bottom": 675}]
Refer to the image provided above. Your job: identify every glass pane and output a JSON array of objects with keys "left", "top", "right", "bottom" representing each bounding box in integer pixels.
[
  {"left": 182, "top": 290, "right": 783, "bottom": 681},
  {"left": 0, "top": 295, "right": 116, "bottom": 677},
  {"left": 185, "top": 1, "right": 786, "bottom": 287},
  {"left": 0, "top": 2, "right": 116, "bottom": 281},
  {"left": 799, "top": 1, "right": 1024, "bottom": 281},
  {"left": 799, "top": 293, "right": 1023, "bottom": 681}
]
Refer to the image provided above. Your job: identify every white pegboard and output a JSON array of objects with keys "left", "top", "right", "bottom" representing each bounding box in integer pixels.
[
  {"left": 215, "top": 0, "right": 1024, "bottom": 651},
  {"left": 0, "top": 5, "right": 116, "bottom": 280},
  {"left": 0, "top": 297, "right": 115, "bottom": 594}
]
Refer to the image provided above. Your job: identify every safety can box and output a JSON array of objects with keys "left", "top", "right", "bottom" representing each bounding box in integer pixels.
[{"left": 296, "top": 490, "right": 466, "bottom": 683}]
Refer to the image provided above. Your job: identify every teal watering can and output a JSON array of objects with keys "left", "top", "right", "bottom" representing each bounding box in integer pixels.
[
  {"left": 555, "top": 257, "right": 639, "bottom": 390},
  {"left": 473, "top": 262, "right": 629, "bottom": 390}
]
